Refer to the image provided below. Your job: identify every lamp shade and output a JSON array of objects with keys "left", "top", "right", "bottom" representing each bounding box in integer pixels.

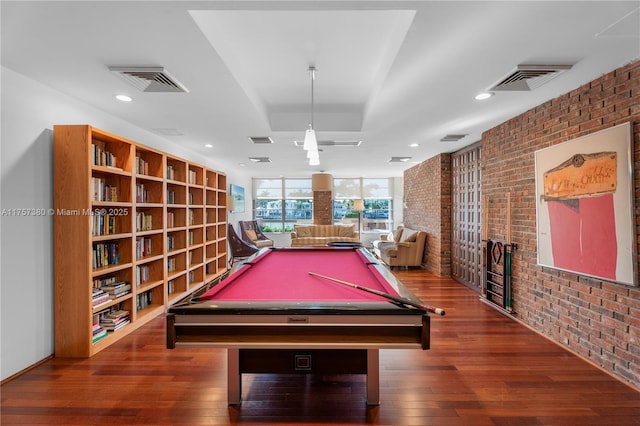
[
  {"left": 311, "top": 173, "right": 333, "bottom": 191},
  {"left": 308, "top": 149, "right": 320, "bottom": 166},
  {"left": 303, "top": 128, "right": 317, "bottom": 151},
  {"left": 353, "top": 199, "right": 365, "bottom": 212}
]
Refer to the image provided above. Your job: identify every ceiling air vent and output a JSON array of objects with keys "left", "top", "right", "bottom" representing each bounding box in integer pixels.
[
  {"left": 249, "top": 137, "right": 274, "bottom": 144},
  {"left": 294, "top": 140, "right": 362, "bottom": 147},
  {"left": 153, "top": 128, "right": 184, "bottom": 136},
  {"left": 249, "top": 157, "right": 271, "bottom": 163},
  {"left": 388, "top": 156, "right": 412, "bottom": 163},
  {"left": 109, "top": 66, "right": 189, "bottom": 93},
  {"left": 490, "top": 64, "right": 573, "bottom": 91},
  {"left": 440, "top": 134, "right": 468, "bottom": 142}
]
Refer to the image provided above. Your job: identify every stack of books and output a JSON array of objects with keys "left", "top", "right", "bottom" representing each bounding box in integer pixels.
[
  {"left": 100, "top": 281, "right": 131, "bottom": 299},
  {"left": 100, "top": 310, "right": 130, "bottom": 332},
  {"left": 92, "top": 287, "right": 111, "bottom": 309},
  {"left": 92, "top": 321, "right": 108, "bottom": 344}
]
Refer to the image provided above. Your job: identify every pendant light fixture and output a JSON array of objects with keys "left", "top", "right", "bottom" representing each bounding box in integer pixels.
[{"left": 303, "top": 66, "right": 319, "bottom": 165}]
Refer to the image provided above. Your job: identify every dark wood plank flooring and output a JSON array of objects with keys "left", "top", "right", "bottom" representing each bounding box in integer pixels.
[{"left": 2, "top": 270, "right": 639, "bottom": 425}]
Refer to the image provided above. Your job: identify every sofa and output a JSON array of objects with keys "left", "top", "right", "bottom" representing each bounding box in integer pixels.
[
  {"left": 290, "top": 224, "right": 359, "bottom": 247},
  {"left": 372, "top": 226, "right": 426, "bottom": 268}
]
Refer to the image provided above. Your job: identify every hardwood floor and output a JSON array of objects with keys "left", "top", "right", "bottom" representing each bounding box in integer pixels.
[{"left": 2, "top": 270, "right": 639, "bottom": 425}]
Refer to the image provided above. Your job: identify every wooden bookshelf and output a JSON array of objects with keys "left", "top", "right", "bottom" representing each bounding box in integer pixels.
[{"left": 53, "top": 125, "right": 228, "bottom": 357}]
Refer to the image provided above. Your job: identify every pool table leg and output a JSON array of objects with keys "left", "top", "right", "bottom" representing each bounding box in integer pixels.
[
  {"left": 367, "top": 349, "right": 380, "bottom": 405},
  {"left": 227, "top": 348, "right": 241, "bottom": 405}
]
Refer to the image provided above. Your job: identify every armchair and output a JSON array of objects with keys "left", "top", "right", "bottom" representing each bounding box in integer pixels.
[
  {"left": 372, "top": 226, "right": 426, "bottom": 269},
  {"left": 228, "top": 223, "right": 259, "bottom": 266},
  {"left": 239, "top": 220, "right": 274, "bottom": 248}
]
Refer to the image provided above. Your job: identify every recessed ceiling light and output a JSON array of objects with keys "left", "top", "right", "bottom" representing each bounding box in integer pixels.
[
  {"left": 204, "top": 144, "right": 213, "bottom": 148},
  {"left": 114, "top": 94, "right": 133, "bottom": 102},
  {"left": 408, "top": 143, "right": 419, "bottom": 148},
  {"left": 475, "top": 92, "right": 493, "bottom": 100}
]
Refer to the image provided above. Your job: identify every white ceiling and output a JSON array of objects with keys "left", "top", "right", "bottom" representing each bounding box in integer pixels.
[{"left": 2, "top": 1, "right": 639, "bottom": 177}]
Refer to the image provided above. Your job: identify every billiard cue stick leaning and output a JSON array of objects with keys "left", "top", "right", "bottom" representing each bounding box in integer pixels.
[{"left": 308, "top": 272, "right": 445, "bottom": 316}]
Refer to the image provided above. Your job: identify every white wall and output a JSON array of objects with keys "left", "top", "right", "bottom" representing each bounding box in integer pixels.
[{"left": 0, "top": 67, "right": 250, "bottom": 380}]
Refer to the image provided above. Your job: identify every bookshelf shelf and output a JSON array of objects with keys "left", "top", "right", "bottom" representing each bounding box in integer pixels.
[{"left": 54, "top": 124, "right": 228, "bottom": 357}]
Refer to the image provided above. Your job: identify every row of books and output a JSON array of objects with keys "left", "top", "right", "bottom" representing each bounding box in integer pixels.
[
  {"left": 167, "top": 257, "right": 177, "bottom": 273},
  {"left": 136, "top": 237, "right": 152, "bottom": 259},
  {"left": 135, "top": 155, "right": 149, "bottom": 176},
  {"left": 167, "top": 165, "right": 178, "bottom": 181},
  {"left": 188, "top": 170, "right": 198, "bottom": 184},
  {"left": 91, "top": 213, "right": 117, "bottom": 236},
  {"left": 167, "top": 190, "right": 177, "bottom": 204},
  {"left": 136, "top": 265, "right": 150, "bottom": 286},
  {"left": 136, "top": 183, "right": 151, "bottom": 203},
  {"left": 93, "top": 242, "right": 119, "bottom": 269},
  {"left": 136, "top": 291, "right": 153, "bottom": 311},
  {"left": 136, "top": 212, "right": 153, "bottom": 232},
  {"left": 167, "top": 235, "right": 177, "bottom": 251},
  {"left": 94, "top": 275, "right": 121, "bottom": 288},
  {"left": 92, "top": 144, "right": 116, "bottom": 168},
  {"left": 91, "top": 177, "right": 118, "bottom": 202}
]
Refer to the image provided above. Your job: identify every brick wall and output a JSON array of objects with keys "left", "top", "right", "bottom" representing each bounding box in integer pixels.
[
  {"left": 482, "top": 60, "right": 640, "bottom": 388},
  {"left": 404, "top": 153, "right": 452, "bottom": 275},
  {"left": 313, "top": 190, "right": 332, "bottom": 225}
]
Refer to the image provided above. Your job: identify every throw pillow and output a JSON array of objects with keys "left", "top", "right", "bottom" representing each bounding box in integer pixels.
[
  {"left": 393, "top": 227, "right": 404, "bottom": 242},
  {"left": 400, "top": 228, "right": 417, "bottom": 242},
  {"left": 386, "top": 231, "right": 395, "bottom": 241},
  {"left": 405, "top": 232, "right": 418, "bottom": 242},
  {"left": 245, "top": 229, "right": 257, "bottom": 241},
  {"left": 338, "top": 225, "right": 355, "bottom": 237},
  {"left": 296, "top": 226, "right": 311, "bottom": 237}
]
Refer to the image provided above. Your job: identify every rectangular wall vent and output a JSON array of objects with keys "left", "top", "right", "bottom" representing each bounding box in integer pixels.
[
  {"left": 109, "top": 66, "right": 189, "bottom": 93},
  {"left": 490, "top": 64, "right": 572, "bottom": 91}
]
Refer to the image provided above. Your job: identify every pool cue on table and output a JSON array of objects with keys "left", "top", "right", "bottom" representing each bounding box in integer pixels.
[{"left": 308, "top": 272, "right": 445, "bottom": 316}]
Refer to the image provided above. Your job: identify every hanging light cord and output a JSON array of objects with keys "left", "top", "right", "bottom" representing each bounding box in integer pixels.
[{"left": 309, "top": 66, "right": 316, "bottom": 130}]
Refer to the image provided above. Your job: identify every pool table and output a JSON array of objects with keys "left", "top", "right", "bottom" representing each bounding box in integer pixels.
[{"left": 167, "top": 247, "right": 432, "bottom": 405}]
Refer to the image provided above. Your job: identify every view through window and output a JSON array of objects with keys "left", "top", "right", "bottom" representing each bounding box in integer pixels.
[{"left": 253, "top": 177, "right": 394, "bottom": 232}]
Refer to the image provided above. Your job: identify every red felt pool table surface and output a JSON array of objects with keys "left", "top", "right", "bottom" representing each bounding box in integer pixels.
[{"left": 199, "top": 247, "right": 398, "bottom": 303}]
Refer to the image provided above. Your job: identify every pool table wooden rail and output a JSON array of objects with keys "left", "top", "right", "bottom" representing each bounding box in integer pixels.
[{"left": 167, "top": 313, "right": 430, "bottom": 349}]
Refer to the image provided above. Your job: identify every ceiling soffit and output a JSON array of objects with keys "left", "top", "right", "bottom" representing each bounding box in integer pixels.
[{"left": 189, "top": 9, "right": 415, "bottom": 132}]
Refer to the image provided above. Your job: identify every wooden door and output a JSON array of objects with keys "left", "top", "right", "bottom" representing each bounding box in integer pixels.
[{"left": 451, "top": 143, "right": 482, "bottom": 290}]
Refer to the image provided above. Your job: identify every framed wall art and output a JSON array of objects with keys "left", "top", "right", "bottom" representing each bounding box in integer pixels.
[
  {"left": 534, "top": 122, "right": 637, "bottom": 286},
  {"left": 229, "top": 184, "right": 245, "bottom": 213}
]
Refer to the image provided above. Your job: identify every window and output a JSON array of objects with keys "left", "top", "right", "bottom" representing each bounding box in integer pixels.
[
  {"left": 333, "top": 178, "right": 393, "bottom": 232},
  {"left": 253, "top": 177, "right": 394, "bottom": 233},
  {"left": 253, "top": 178, "right": 313, "bottom": 232}
]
